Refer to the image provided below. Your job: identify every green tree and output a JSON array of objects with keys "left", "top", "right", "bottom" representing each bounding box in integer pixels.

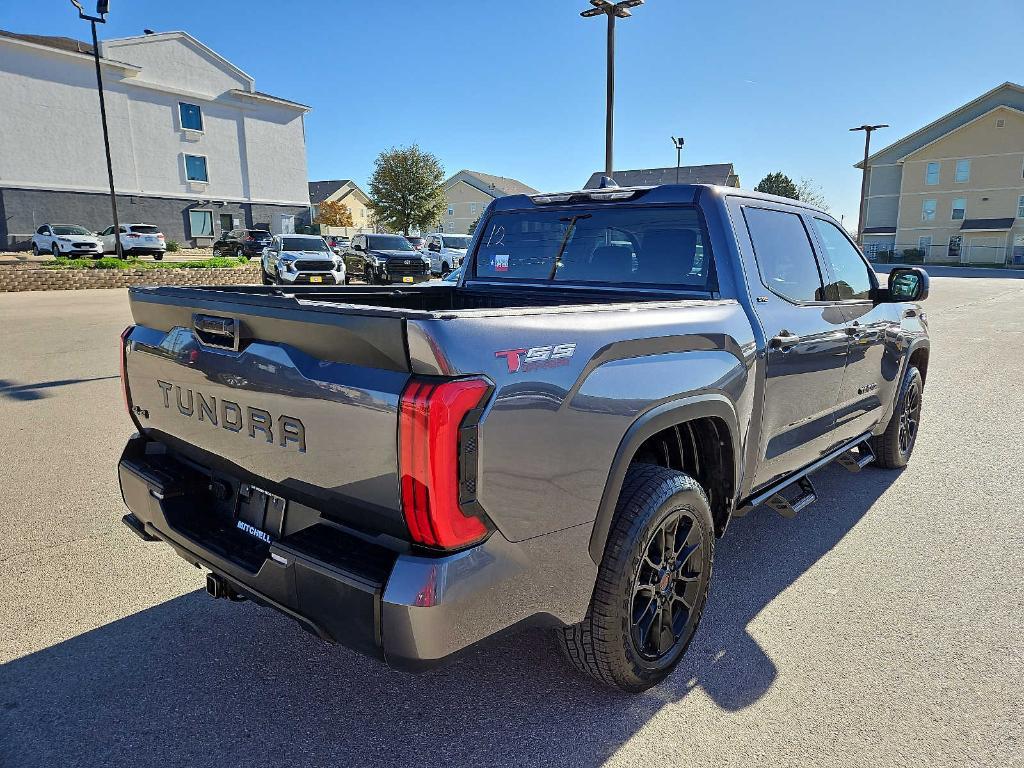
[
  {"left": 367, "top": 145, "right": 447, "bottom": 235},
  {"left": 467, "top": 214, "right": 482, "bottom": 235},
  {"left": 796, "top": 177, "right": 830, "bottom": 211},
  {"left": 754, "top": 171, "right": 799, "bottom": 200}
]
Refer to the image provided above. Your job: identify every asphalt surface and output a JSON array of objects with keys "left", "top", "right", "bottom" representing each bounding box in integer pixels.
[{"left": 1, "top": 281, "right": 1021, "bottom": 767}]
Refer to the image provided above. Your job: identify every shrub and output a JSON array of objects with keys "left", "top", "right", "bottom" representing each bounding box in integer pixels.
[
  {"left": 166, "top": 240, "right": 181, "bottom": 252},
  {"left": 899, "top": 248, "right": 925, "bottom": 263}
]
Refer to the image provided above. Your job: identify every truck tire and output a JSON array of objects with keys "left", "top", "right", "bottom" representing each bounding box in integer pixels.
[
  {"left": 557, "top": 464, "right": 714, "bottom": 692},
  {"left": 871, "top": 365, "right": 923, "bottom": 469}
]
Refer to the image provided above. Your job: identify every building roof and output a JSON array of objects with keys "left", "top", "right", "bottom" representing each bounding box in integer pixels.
[
  {"left": 856, "top": 82, "right": 1024, "bottom": 168},
  {"left": 445, "top": 170, "right": 539, "bottom": 198},
  {"left": 960, "top": 218, "right": 1015, "bottom": 231},
  {"left": 0, "top": 29, "right": 93, "bottom": 55},
  {"left": 584, "top": 163, "right": 740, "bottom": 189},
  {"left": 308, "top": 180, "right": 351, "bottom": 204}
]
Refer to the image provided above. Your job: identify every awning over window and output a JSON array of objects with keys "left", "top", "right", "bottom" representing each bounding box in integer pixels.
[
  {"left": 960, "top": 218, "right": 1014, "bottom": 231},
  {"left": 863, "top": 226, "right": 897, "bottom": 234}
]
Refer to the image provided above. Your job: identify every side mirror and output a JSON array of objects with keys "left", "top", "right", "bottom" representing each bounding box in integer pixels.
[
  {"left": 428, "top": 242, "right": 439, "bottom": 252},
  {"left": 353, "top": 243, "right": 363, "bottom": 251},
  {"left": 887, "top": 267, "right": 929, "bottom": 302}
]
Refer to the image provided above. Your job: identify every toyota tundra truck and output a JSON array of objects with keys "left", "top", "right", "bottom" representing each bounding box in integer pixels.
[{"left": 117, "top": 183, "right": 930, "bottom": 692}]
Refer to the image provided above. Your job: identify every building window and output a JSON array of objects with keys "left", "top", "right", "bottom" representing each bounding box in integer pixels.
[
  {"left": 184, "top": 154, "right": 208, "bottom": 183},
  {"left": 954, "top": 159, "right": 970, "bottom": 183},
  {"left": 447, "top": 207, "right": 454, "bottom": 217},
  {"left": 921, "top": 199, "right": 937, "bottom": 221},
  {"left": 918, "top": 236, "right": 932, "bottom": 257},
  {"left": 925, "top": 161, "right": 939, "bottom": 185},
  {"left": 952, "top": 197, "right": 967, "bottom": 220},
  {"left": 470, "top": 203, "right": 478, "bottom": 214},
  {"left": 179, "top": 102, "right": 203, "bottom": 131},
  {"left": 1018, "top": 195, "right": 1024, "bottom": 218},
  {"left": 948, "top": 234, "right": 962, "bottom": 261},
  {"left": 189, "top": 210, "right": 213, "bottom": 238}
]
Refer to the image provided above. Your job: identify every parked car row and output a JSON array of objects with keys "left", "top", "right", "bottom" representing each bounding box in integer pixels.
[
  {"left": 258, "top": 233, "right": 435, "bottom": 287},
  {"left": 31, "top": 223, "right": 166, "bottom": 259}
]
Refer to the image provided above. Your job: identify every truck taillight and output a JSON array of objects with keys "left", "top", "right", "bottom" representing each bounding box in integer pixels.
[
  {"left": 120, "top": 325, "right": 134, "bottom": 414},
  {"left": 399, "top": 377, "right": 491, "bottom": 549}
]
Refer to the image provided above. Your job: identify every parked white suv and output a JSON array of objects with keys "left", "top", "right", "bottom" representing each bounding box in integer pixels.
[
  {"left": 424, "top": 233, "right": 471, "bottom": 276},
  {"left": 261, "top": 235, "right": 346, "bottom": 286},
  {"left": 32, "top": 224, "right": 104, "bottom": 258},
  {"left": 98, "top": 224, "right": 166, "bottom": 259}
]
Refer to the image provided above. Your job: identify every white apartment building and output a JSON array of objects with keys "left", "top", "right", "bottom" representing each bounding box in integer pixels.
[{"left": 0, "top": 29, "right": 310, "bottom": 248}]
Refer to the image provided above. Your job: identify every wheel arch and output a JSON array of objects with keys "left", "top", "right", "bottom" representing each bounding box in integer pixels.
[{"left": 588, "top": 394, "right": 741, "bottom": 564}]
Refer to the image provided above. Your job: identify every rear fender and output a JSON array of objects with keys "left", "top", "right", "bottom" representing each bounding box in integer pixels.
[{"left": 588, "top": 394, "right": 741, "bottom": 564}]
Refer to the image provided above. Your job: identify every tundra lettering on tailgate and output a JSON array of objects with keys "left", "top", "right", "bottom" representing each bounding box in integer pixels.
[{"left": 156, "top": 380, "right": 306, "bottom": 452}]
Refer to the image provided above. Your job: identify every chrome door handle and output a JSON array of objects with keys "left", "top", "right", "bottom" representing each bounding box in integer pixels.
[{"left": 769, "top": 330, "right": 800, "bottom": 350}]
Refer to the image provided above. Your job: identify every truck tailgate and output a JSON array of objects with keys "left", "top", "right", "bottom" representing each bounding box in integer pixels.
[{"left": 123, "top": 287, "right": 413, "bottom": 537}]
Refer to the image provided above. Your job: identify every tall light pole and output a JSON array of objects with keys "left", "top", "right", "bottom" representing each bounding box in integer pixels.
[
  {"left": 671, "top": 135, "right": 685, "bottom": 183},
  {"left": 580, "top": 0, "right": 644, "bottom": 179},
  {"left": 850, "top": 123, "right": 888, "bottom": 248},
  {"left": 70, "top": 0, "right": 123, "bottom": 258}
]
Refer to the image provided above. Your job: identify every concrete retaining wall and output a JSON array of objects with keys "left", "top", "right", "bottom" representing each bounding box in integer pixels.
[{"left": 0, "top": 266, "right": 260, "bottom": 292}]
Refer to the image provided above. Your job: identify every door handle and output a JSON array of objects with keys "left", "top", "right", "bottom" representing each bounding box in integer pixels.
[{"left": 769, "top": 330, "right": 800, "bottom": 350}]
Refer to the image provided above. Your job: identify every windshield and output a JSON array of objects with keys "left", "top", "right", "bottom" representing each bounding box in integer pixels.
[
  {"left": 442, "top": 235, "right": 471, "bottom": 250},
  {"left": 129, "top": 225, "right": 161, "bottom": 234},
  {"left": 281, "top": 237, "right": 329, "bottom": 252},
  {"left": 473, "top": 205, "right": 712, "bottom": 289},
  {"left": 368, "top": 235, "right": 414, "bottom": 251},
  {"left": 52, "top": 225, "right": 92, "bottom": 236}
]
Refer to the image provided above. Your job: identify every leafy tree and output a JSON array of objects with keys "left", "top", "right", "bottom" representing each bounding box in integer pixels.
[
  {"left": 467, "top": 214, "right": 482, "bottom": 235},
  {"left": 754, "top": 171, "right": 799, "bottom": 200},
  {"left": 315, "top": 199, "right": 354, "bottom": 227},
  {"left": 367, "top": 145, "right": 447, "bottom": 235},
  {"left": 796, "top": 177, "right": 830, "bottom": 211}
]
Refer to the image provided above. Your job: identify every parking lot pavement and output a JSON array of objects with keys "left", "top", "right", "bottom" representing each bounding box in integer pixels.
[{"left": 1, "top": 281, "right": 1021, "bottom": 768}]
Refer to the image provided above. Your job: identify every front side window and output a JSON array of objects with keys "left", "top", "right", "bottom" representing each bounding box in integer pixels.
[
  {"left": 188, "top": 211, "right": 213, "bottom": 237},
  {"left": 36, "top": 226, "right": 48, "bottom": 235},
  {"left": 744, "top": 207, "right": 823, "bottom": 303},
  {"left": 811, "top": 218, "right": 873, "bottom": 300},
  {"left": 952, "top": 197, "right": 967, "bottom": 220},
  {"left": 184, "top": 154, "right": 208, "bottom": 183},
  {"left": 922, "top": 199, "right": 937, "bottom": 221},
  {"left": 925, "top": 161, "right": 940, "bottom": 185},
  {"left": 475, "top": 205, "right": 713, "bottom": 289},
  {"left": 179, "top": 102, "right": 203, "bottom": 131},
  {"left": 955, "top": 159, "right": 971, "bottom": 183}
]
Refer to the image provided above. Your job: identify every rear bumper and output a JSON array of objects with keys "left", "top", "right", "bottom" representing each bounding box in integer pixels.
[{"left": 117, "top": 436, "right": 596, "bottom": 667}]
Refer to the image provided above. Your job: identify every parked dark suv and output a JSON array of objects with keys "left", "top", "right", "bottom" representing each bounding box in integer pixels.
[
  {"left": 342, "top": 233, "right": 431, "bottom": 285},
  {"left": 212, "top": 229, "right": 273, "bottom": 259}
]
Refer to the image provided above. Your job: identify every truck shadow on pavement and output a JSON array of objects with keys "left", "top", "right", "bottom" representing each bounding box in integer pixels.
[
  {"left": 0, "top": 465, "right": 897, "bottom": 768},
  {"left": 0, "top": 376, "right": 120, "bottom": 401}
]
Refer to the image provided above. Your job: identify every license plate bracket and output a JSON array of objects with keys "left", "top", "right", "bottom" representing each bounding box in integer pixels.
[
  {"left": 309, "top": 275, "right": 323, "bottom": 283},
  {"left": 236, "top": 483, "right": 287, "bottom": 541},
  {"left": 402, "top": 276, "right": 414, "bottom": 283}
]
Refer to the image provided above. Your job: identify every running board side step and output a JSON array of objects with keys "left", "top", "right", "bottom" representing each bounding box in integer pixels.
[
  {"left": 764, "top": 477, "right": 817, "bottom": 518},
  {"left": 836, "top": 441, "right": 875, "bottom": 473}
]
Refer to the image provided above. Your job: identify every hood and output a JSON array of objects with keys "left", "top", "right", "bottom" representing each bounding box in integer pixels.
[
  {"left": 279, "top": 250, "right": 333, "bottom": 259},
  {"left": 368, "top": 249, "right": 425, "bottom": 260}
]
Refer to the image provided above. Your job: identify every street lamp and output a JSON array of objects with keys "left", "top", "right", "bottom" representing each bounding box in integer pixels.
[
  {"left": 579, "top": 0, "right": 644, "bottom": 179},
  {"left": 70, "top": 0, "right": 123, "bottom": 258},
  {"left": 671, "top": 135, "right": 685, "bottom": 183},
  {"left": 850, "top": 123, "right": 888, "bottom": 248}
]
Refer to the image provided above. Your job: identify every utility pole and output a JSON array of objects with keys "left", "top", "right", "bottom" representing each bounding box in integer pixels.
[
  {"left": 850, "top": 123, "right": 888, "bottom": 248},
  {"left": 71, "top": 1, "right": 123, "bottom": 258},
  {"left": 671, "top": 136, "right": 685, "bottom": 183},
  {"left": 580, "top": 0, "right": 644, "bottom": 179}
]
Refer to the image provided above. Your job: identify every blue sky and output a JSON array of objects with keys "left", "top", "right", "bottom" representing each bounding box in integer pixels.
[{"left": 4, "top": 0, "right": 1023, "bottom": 226}]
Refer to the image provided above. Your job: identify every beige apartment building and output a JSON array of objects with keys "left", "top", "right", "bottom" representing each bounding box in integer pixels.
[
  {"left": 858, "top": 82, "right": 1024, "bottom": 265},
  {"left": 307, "top": 179, "right": 373, "bottom": 234},
  {"left": 435, "top": 170, "right": 538, "bottom": 235}
]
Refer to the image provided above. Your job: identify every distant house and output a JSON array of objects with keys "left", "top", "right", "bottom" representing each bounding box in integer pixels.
[
  {"left": 856, "top": 82, "right": 1024, "bottom": 265},
  {"left": 583, "top": 163, "right": 741, "bottom": 189},
  {"left": 435, "top": 170, "right": 539, "bottom": 235},
  {"left": 0, "top": 29, "right": 310, "bottom": 248},
  {"left": 308, "top": 180, "right": 373, "bottom": 233}
]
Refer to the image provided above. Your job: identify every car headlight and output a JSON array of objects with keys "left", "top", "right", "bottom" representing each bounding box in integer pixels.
[
  {"left": 367, "top": 255, "right": 382, "bottom": 267},
  {"left": 421, "top": 256, "right": 431, "bottom": 265},
  {"left": 332, "top": 257, "right": 344, "bottom": 271},
  {"left": 278, "top": 255, "right": 296, "bottom": 270},
  {"left": 57, "top": 237, "right": 72, "bottom": 243}
]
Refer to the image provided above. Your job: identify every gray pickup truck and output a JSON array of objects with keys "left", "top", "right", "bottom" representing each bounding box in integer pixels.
[{"left": 117, "top": 183, "right": 930, "bottom": 692}]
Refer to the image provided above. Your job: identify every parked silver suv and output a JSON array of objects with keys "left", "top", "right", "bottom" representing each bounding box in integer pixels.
[{"left": 260, "top": 234, "right": 346, "bottom": 285}]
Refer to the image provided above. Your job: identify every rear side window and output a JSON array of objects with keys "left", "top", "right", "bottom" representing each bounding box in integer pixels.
[
  {"left": 474, "top": 205, "right": 713, "bottom": 289},
  {"left": 811, "top": 218, "right": 873, "bottom": 300},
  {"left": 743, "top": 207, "right": 823, "bottom": 303}
]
